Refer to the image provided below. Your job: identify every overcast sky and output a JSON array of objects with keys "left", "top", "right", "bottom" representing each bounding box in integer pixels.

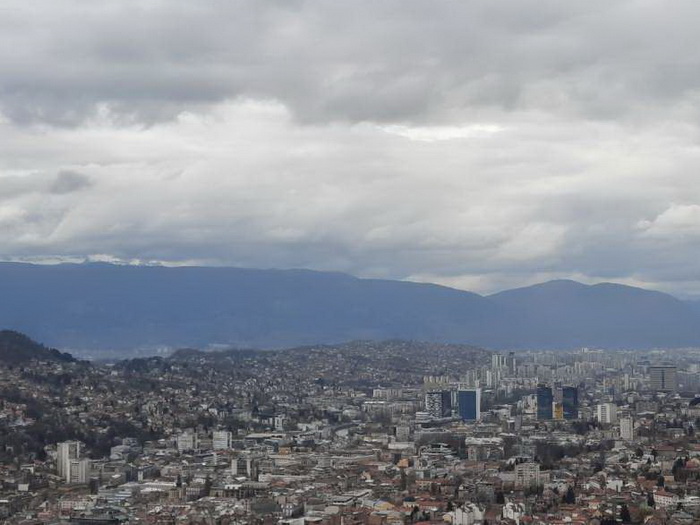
[{"left": 2, "top": 1, "right": 700, "bottom": 297}]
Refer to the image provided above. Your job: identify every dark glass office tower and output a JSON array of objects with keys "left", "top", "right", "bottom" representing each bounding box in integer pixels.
[
  {"left": 536, "top": 384, "right": 553, "bottom": 420},
  {"left": 562, "top": 386, "right": 578, "bottom": 420},
  {"left": 457, "top": 389, "right": 481, "bottom": 421}
]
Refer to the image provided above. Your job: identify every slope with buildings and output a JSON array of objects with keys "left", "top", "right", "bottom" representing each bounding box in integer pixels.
[{"left": 0, "top": 335, "right": 699, "bottom": 523}]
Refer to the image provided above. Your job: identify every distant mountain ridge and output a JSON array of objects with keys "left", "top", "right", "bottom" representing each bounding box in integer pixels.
[
  {"left": 489, "top": 279, "right": 700, "bottom": 349},
  {"left": 0, "top": 330, "right": 76, "bottom": 364},
  {"left": 0, "top": 262, "right": 699, "bottom": 354}
]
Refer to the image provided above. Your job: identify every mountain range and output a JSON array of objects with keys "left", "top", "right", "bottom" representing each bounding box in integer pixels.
[{"left": 0, "top": 261, "right": 698, "bottom": 355}]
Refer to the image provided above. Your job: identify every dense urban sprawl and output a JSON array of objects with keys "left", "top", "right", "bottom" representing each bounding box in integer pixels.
[{"left": 1, "top": 339, "right": 700, "bottom": 524}]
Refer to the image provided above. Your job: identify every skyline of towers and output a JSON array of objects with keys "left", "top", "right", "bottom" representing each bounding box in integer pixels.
[
  {"left": 537, "top": 384, "right": 579, "bottom": 421},
  {"left": 424, "top": 388, "right": 482, "bottom": 421}
]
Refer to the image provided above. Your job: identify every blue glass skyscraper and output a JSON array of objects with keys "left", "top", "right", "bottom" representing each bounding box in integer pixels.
[{"left": 457, "top": 389, "right": 481, "bottom": 421}]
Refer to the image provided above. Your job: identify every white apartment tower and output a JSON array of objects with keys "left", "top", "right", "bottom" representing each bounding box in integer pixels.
[
  {"left": 596, "top": 403, "right": 618, "bottom": 424},
  {"left": 515, "top": 462, "right": 541, "bottom": 488},
  {"left": 176, "top": 430, "right": 197, "bottom": 452},
  {"left": 57, "top": 441, "right": 89, "bottom": 484},
  {"left": 212, "top": 430, "right": 232, "bottom": 450},
  {"left": 68, "top": 458, "right": 90, "bottom": 484},
  {"left": 620, "top": 417, "right": 635, "bottom": 441}
]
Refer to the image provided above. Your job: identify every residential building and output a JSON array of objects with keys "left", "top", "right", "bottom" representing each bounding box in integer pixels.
[
  {"left": 596, "top": 403, "right": 618, "bottom": 424},
  {"left": 515, "top": 461, "right": 541, "bottom": 488},
  {"left": 649, "top": 366, "right": 678, "bottom": 392},
  {"left": 619, "top": 416, "right": 634, "bottom": 440},
  {"left": 212, "top": 430, "right": 232, "bottom": 450},
  {"left": 56, "top": 441, "right": 82, "bottom": 483},
  {"left": 68, "top": 458, "right": 90, "bottom": 484},
  {"left": 425, "top": 390, "right": 452, "bottom": 418}
]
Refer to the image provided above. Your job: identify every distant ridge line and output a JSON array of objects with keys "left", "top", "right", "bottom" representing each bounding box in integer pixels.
[{"left": 0, "top": 261, "right": 698, "bottom": 354}]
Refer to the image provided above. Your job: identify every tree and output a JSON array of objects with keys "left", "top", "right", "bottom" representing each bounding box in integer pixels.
[
  {"left": 672, "top": 457, "right": 684, "bottom": 479},
  {"left": 647, "top": 492, "right": 655, "bottom": 508},
  {"left": 657, "top": 475, "right": 665, "bottom": 488},
  {"left": 620, "top": 503, "right": 631, "bottom": 523},
  {"left": 563, "top": 486, "right": 576, "bottom": 504}
]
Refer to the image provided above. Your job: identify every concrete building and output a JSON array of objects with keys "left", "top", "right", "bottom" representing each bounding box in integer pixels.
[
  {"left": 68, "top": 458, "right": 90, "bottom": 484},
  {"left": 212, "top": 430, "right": 232, "bottom": 450},
  {"left": 492, "top": 354, "right": 507, "bottom": 370},
  {"left": 596, "top": 403, "right": 618, "bottom": 424},
  {"left": 619, "top": 416, "right": 634, "bottom": 440},
  {"left": 56, "top": 441, "right": 82, "bottom": 483},
  {"left": 176, "top": 431, "right": 197, "bottom": 452},
  {"left": 425, "top": 390, "right": 452, "bottom": 418},
  {"left": 650, "top": 366, "right": 678, "bottom": 392},
  {"left": 515, "top": 461, "right": 541, "bottom": 488}
]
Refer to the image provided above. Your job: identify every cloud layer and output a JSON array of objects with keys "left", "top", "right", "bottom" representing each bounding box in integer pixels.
[{"left": 1, "top": 0, "right": 700, "bottom": 296}]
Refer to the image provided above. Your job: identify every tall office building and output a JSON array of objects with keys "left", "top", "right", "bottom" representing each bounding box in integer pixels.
[
  {"left": 68, "top": 458, "right": 90, "bottom": 484},
  {"left": 485, "top": 369, "right": 502, "bottom": 388},
  {"left": 492, "top": 354, "right": 507, "bottom": 370},
  {"left": 425, "top": 390, "right": 452, "bottom": 418},
  {"left": 457, "top": 389, "right": 481, "bottom": 421},
  {"left": 562, "top": 386, "right": 579, "bottom": 420},
  {"left": 596, "top": 403, "right": 618, "bottom": 424},
  {"left": 620, "top": 417, "right": 635, "bottom": 440},
  {"left": 57, "top": 441, "right": 81, "bottom": 481},
  {"left": 649, "top": 366, "right": 678, "bottom": 392},
  {"left": 507, "top": 352, "right": 517, "bottom": 375},
  {"left": 536, "top": 385, "right": 553, "bottom": 420},
  {"left": 57, "top": 441, "right": 89, "bottom": 484}
]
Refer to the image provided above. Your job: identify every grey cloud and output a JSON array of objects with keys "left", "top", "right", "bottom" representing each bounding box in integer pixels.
[
  {"left": 49, "top": 171, "right": 92, "bottom": 195},
  {"left": 0, "top": 171, "right": 90, "bottom": 200},
  {"left": 1, "top": 2, "right": 700, "bottom": 299},
  {"left": 1, "top": 1, "right": 700, "bottom": 126}
]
